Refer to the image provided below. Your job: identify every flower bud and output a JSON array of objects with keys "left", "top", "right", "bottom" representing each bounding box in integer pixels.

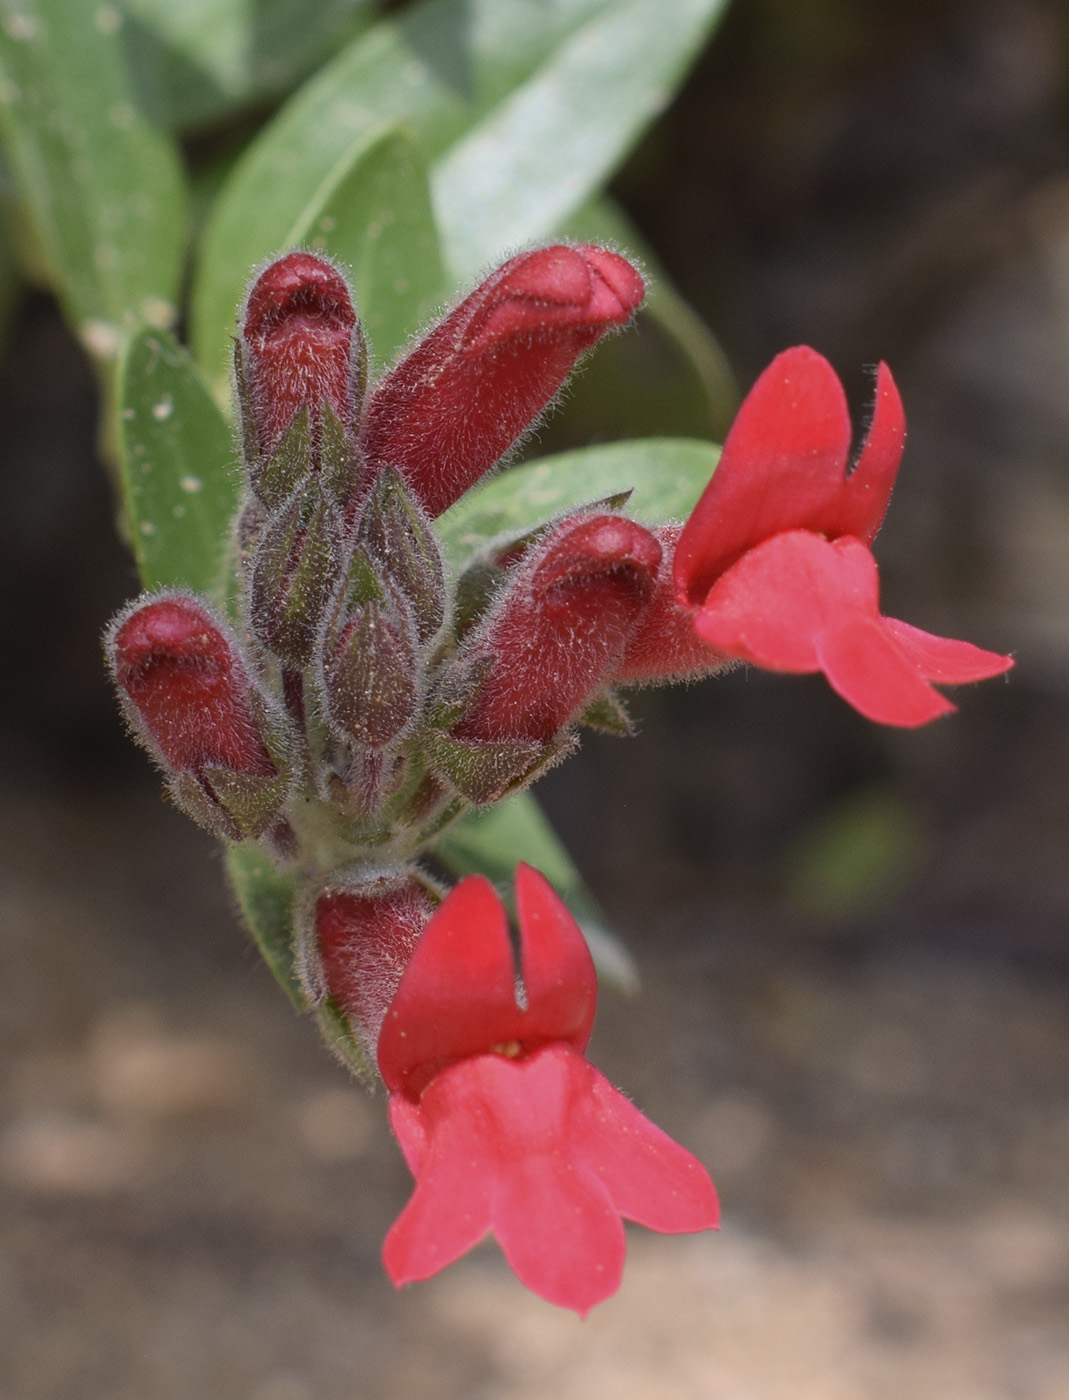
[
  {"left": 107, "top": 592, "right": 292, "bottom": 839},
  {"left": 450, "top": 514, "right": 662, "bottom": 746},
  {"left": 311, "top": 870, "right": 437, "bottom": 1056},
  {"left": 424, "top": 515, "right": 660, "bottom": 804},
  {"left": 248, "top": 482, "right": 344, "bottom": 669},
  {"left": 355, "top": 469, "right": 446, "bottom": 646},
  {"left": 359, "top": 245, "right": 644, "bottom": 517},
  {"left": 322, "top": 555, "right": 419, "bottom": 752},
  {"left": 238, "top": 252, "right": 365, "bottom": 507}
]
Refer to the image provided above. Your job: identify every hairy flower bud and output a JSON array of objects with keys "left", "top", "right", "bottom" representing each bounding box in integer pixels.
[
  {"left": 426, "top": 515, "right": 661, "bottom": 802},
  {"left": 360, "top": 245, "right": 645, "bottom": 518},
  {"left": 248, "top": 482, "right": 344, "bottom": 669},
  {"left": 238, "top": 252, "right": 365, "bottom": 508},
  {"left": 355, "top": 469, "right": 446, "bottom": 647},
  {"left": 107, "top": 592, "right": 292, "bottom": 839},
  {"left": 311, "top": 870, "right": 436, "bottom": 1056}
]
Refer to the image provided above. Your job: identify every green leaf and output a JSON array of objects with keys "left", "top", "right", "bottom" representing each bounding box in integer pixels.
[
  {"left": 0, "top": 0, "right": 188, "bottom": 365},
  {"left": 286, "top": 124, "right": 445, "bottom": 373},
  {"left": 433, "top": 0, "right": 731, "bottom": 282},
  {"left": 436, "top": 437, "right": 720, "bottom": 571},
  {"left": 191, "top": 0, "right": 648, "bottom": 389},
  {"left": 435, "top": 792, "right": 638, "bottom": 992},
  {"left": 226, "top": 844, "right": 306, "bottom": 1011},
  {"left": 118, "top": 0, "right": 375, "bottom": 134},
  {"left": 116, "top": 327, "right": 238, "bottom": 602},
  {"left": 563, "top": 196, "right": 739, "bottom": 440}
]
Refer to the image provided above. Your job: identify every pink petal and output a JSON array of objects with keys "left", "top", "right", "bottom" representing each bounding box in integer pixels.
[
  {"left": 378, "top": 876, "right": 523, "bottom": 1095},
  {"left": 382, "top": 1093, "right": 493, "bottom": 1287},
  {"left": 515, "top": 864, "right": 597, "bottom": 1052},
  {"left": 836, "top": 361, "right": 906, "bottom": 544},
  {"left": 674, "top": 347, "right": 853, "bottom": 604},
  {"left": 492, "top": 1152, "right": 626, "bottom": 1316},
  {"left": 816, "top": 615, "right": 956, "bottom": 727},
  {"left": 883, "top": 617, "right": 1014, "bottom": 683},
  {"left": 692, "top": 528, "right": 856, "bottom": 672},
  {"left": 694, "top": 532, "right": 968, "bottom": 727},
  {"left": 580, "top": 1069, "right": 719, "bottom": 1234}
]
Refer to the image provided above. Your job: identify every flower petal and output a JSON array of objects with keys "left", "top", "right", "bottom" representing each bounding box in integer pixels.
[
  {"left": 378, "top": 876, "right": 522, "bottom": 1096},
  {"left": 674, "top": 347, "right": 853, "bottom": 604},
  {"left": 816, "top": 614, "right": 956, "bottom": 727},
  {"left": 492, "top": 1152, "right": 626, "bottom": 1316},
  {"left": 581, "top": 1068, "right": 719, "bottom": 1234},
  {"left": 883, "top": 617, "right": 1014, "bottom": 683},
  {"left": 382, "top": 1092, "right": 493, "bottom": 1287},
  {"left": 515, "top": 864, "right": 597, "bottom": 1052},
  {"left": 694, "top": 532, "right": 964, "bottom": 726},
  {"left": 836, "top": 361, "right": 905, "bottom": 544}
]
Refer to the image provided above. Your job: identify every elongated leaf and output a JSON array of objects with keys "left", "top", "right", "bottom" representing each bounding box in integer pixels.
[
  {"left": 192, "top": 0, "right": 630, "bottom": 387},
  {"left": 119, "top": 0, "right": 375, "bottom": 134},
  {"left": 117, "top": 327, "right": 238, "bottom": 601},
  {"left": 286, "top": 125, "right": 445, "bottom": 373},
  {"left": 436, "top": 792, "right": 638, "bottom": 992},
  {"left": 436, "top": 437, "right": 720, "bottom": 570},
  {"left": 564, "top": 196, "right": 739, "bottom": 440},
  {"left": 0, "top": 0, "right": 187, "bottom": 364},
  {"left": 433, "top": 0, "right": 731, "bottom": 281},
  {"left": 226, "top": 845, "right": 305, "bottom": 1010}
]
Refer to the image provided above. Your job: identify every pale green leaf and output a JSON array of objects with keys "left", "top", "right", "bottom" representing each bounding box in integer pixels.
[
  {"left": 116, "top": 327, "right": 238, "bottom": 602},
  {"left": 226, "top": 845, "right": 305, "bottom": 1010},
  {"left": 433, "top": 0, "right": 731, "bottom": 282},
  {"left": 192, "top": 0, "right": 634, "bottom": 389},
  {"left": 436, "top": 437, "right": 720, "bottom": 570},
  {"left": 0, "top": 0, "right": 188, "bottom": 364},
  {"left": 286, "top": 124, "right": 445, "bottom": 373},
  {"left": 119, "top": 0, "right": 375, "bottom": 133}
]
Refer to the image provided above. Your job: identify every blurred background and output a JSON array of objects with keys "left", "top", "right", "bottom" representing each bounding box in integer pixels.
[{"left": 2, "top": 1, "right": 1068, "bottom": 1396}]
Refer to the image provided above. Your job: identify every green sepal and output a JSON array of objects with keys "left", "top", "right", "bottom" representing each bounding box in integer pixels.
[
  {"left": 423, "top": 729, "right": 574, "bottom": 806},
  {"left": 319, "top": 402, "right": 361, "bottom": 510},
  {"left": 358, "top": 468, "right": 446, "bottom": 646},
  {"left": 201, "top": 768, "right": 293, "bottom": 841},
  {"left": 578, "top": 690, "right": 634, "bottom": 737},
  {"left": 253, "top": 405, "right": 314, "bottom": 511},
  {"left": 249, "top": 483, "right": 342, "bottom": 668}
]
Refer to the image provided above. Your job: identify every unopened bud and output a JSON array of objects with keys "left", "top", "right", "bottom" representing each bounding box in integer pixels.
[
  {"left": 360, "top": 245, "right": 644, "bottom": 517},
  {"left": 107, "top": 592, "right": 292, "bottom": 839},
  {"left": 238, "top": 252, "right": 365, "bottom": 506},
  {"left": 310, "top": 870, "right": 437, "bottom": 1056},
  {"left": 448, "top": 514, "right": 662, "bottom": 747},
  {"left": 356, "top": 469, "right": 446, "bottom": 646},
  {"left": 248, "top": 483, "right": 343, "bottom": 668},
  {"left": 322, "top": 558, "right": 419, "bottom": 751}
]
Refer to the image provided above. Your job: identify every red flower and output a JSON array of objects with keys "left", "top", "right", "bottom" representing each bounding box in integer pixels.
[
  {"left": 669, "top": 346, "right": 1013, "bottom": 726},
  {"left": 378, "top": 865, "right": 718, "bottom": 1314}
]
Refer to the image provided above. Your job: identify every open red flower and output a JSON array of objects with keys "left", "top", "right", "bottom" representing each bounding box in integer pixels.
[
  {"left": 377, "top": 865, "right": 718, "bottom": 1315},
  {"left": 670, "top": 346, "right": 1013, "bottom": 726}
]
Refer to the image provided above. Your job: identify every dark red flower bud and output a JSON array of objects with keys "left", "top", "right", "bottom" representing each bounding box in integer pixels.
[
  {"left": 360, "top": 245, "right": 644, "bottom": 518},
  {"left": 108, "top": 593, "right": 293, "bottom": 839},
  {"left": 110, "top": 594, "right": 277, "bottom": 777},
  {"left": 449, "top": 513, "right": 662, "bottom": 748},
  {"left": 312, "top": 871, "right": 436, "bottom": 1054},
  {"left": 238, "top": 252, "right": 365, "bottom": 503}
]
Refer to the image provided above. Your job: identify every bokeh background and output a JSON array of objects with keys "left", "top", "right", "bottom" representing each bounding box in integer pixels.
[{"left": 2, "top": 1, "right": 1068, "bottom": 1396}]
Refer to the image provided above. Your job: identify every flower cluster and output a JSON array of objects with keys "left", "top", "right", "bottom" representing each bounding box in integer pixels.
[{"left": 106, "top": 244, "right": 1011, "bottom": 1311}]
